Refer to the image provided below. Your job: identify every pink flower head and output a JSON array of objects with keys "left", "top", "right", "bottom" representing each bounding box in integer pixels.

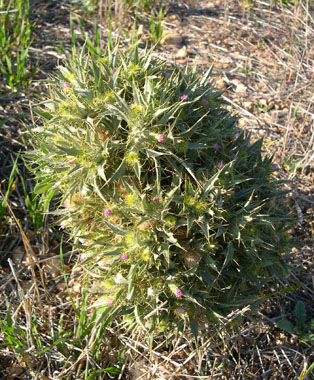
[
  {"left": 201, "top": 99, "right": 209, "bottom": 105},
  {"left": 63, "top": 82, "right": 70, "bottom": 89},
  {"left": 68, "top": 160, "right": 74, "bottom": 166},
  {"left": 107, "top": 299, "right": 114, "bottom": 306},
  {"left": 175, "top": 289, "right": 182, "bottom": 297},
  {"left": 54, "top": 181, "right": 61, "bottom": 188},
  {"left": 120, "top": 253, "right": 128, "bottom": 261},
  {"left": 157, "top": 135, "right": 165, "bottom": 142},
  {"left": 177, "top": 307, "right": 185, "bottom": 314},
  {"left": 213, "top": 143, "right": 221, "bottom": 150},
  {"left": 79, "top": 209, "right": 84, "bottom": 214},
  {"left": 153, "top": 197, "right": 159, "bottom": 203},
  {"left": 104, "top": 209, "right": 111, "bottom": 216},
  {"left": 139, "top": 283, "right": 145, "bottom": 289},
  {"left": 180, "top": 94, "right": 188, "bottom": 101},
  {"left": 209, "top": 78, "right": 215, "bottom": 84},
  {"left": 60, "top": 221, "right": 66, "bottom": 229},
  {"left": 274, "top": 235, "right": 280, "bottom": 243},
  {"left": 165, "top": 71, "right": 172, "bottom": 78},
  {"left": 217, "top": 160, "right": 225, "bottom": 169},
  {"left": 80, "top": 253, "right": 86, "bottom": 260}
]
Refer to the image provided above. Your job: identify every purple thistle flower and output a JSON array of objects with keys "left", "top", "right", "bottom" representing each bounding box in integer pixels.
[
  {"left": 153, "top": 197, "right": 159, "bottom": 203},
  {"left": 217, "top": 160, "right": 225, "bottom": 169},
  {"left": 231, "top": 153, "right": 237, "bottom": 160},
  {"left": 271, "top": 163, "right": 279, "bottom": 170},
  {"left": 274, "top": 235, "right": 280, "bottom": 243},
  {"left": 213, "top": 143, "right": 221, "bottom": 150},
  {"left": 107, "top": 299, "right": 114, "bottom": 306},
  {"left": 165, "top": 71, "right": 172, "bottom": 78},
  {"left": 104, "top": 209, "right": 111, "bottom": 216},
  {"left": 177, "top": 308, "right": 185, "bottom": 314},
  {"left": 120, "top": 253, "right": 128, "bottom": 261},
  {"left": 175, "top": 289, "right": 182, "bottom": 297},
  {"left": 157, "top": 135, "right": 164, "bottom": 142},
  {"left": 201, "top": 99, "right": 209, "bottom": 105},
  {"left": 180, "top": 94, "right": 188, "bottom": 101}
]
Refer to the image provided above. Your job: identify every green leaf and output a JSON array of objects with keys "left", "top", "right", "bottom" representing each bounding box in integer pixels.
[
  {"left": 170, "top": 153, "right": 200, "bottom": 185},
  {"left": 105, "top": 159, "right": 126, "bottom": 186},
  {"left": 221, "top": 242, "right": 234, "bottom": 271},
  {"left": 85, "top": 369, "right": 107, "bottom": 380},
  {"left": 104, "top": 367, "right": 121, "bottom": 375},
  {"left": 202, "top": 171, "right": 221, "bottom": 199},
  {"left": 104, "top": 221, "right": 128, "bottom": 235},
  {"left": 307, "top": 319, "right": 314, "bottom": 331},
  {"left": 294, "top": 301, "right": 306, "bottom": 331},
  {"left": 33, "top": 108, "right": 53, "bottom": 120},
  {"left": 299, "top": 333, "right": 314, "bottom": 344},
  {"left": 203, "top": 254, "right": 218, "bottom": 273},
  {"left": 299, "top": 361, "right": 314, "bottom": 380},
  {"left": 275, "top": 320, "right": 295, "bottom": 334},
  {"left": 33, "top": 181, "right": 54, "bottom": 194},
  {"left": 56, "top": 144, "right": 81, "bottom": 156},
  {"left": 134, "top": 306, "right": 146, "bottom": 331},
  {"left": 189, "top": 317, "right": 198, "bottom": 340},
  {"left": 74, "top": 88, "right": 93, "bottom": 98},
  {"left": 133, "top": 160, "right": 141, "bottom": 180},
  {"left": 186, "top": 214, "right": 195, "bottom": 233}
]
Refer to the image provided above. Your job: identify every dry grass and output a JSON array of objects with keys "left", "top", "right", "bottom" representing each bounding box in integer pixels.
[{"left": 0, "top": 0, "right": 313, "bottom": 379}]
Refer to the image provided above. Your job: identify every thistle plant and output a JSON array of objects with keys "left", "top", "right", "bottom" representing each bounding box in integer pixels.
[{"left": 28, "top": 43, "right": 292, "bottom": 337}]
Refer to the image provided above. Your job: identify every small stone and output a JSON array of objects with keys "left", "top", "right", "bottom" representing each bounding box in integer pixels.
[
  {"left": 238, "top": 119, "right": 248, "bottom": 127},
  {"left": 243, "top": 101, "right": 254, "bottom": 111},
  {"left": 161, "top": 32, "right": 184, "bottom": 46},
  {"left": 175, "top": 45, "right": 187, "bottom": 58},
  {"left": 235, "top": 83, "right": 247, "bottom": 93},
  {"left": 259, "top": 99, "right": 268, "bottom": 106},
  {"left": 216, "top": 79, "right": 225, "bottom": 89}
]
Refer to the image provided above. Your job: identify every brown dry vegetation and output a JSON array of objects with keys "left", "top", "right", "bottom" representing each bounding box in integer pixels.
[{"left": 0, "top": 0, "right": 313, "bottom": 379}]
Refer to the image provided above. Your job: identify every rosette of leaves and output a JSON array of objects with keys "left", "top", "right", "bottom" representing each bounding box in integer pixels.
[{"left": 28, "top": 43, "right": 292, "bottom": 337}]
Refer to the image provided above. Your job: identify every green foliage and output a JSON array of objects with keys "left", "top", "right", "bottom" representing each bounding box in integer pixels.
[
  {"left": 71, "top": 0, "right": 163, "bottom": 16},
  {"left": 17, "top": 166, "right": 48, "bottom": 232},
  {"left": 28, "top": 41, "right": 293, "bottom": 337},
  {"left": 0, "top": 153, "right": 47, "bottom": 232},
  {"left": 0, "top": 154, "right": 19, "bottom": 221},
  {"left": 243, "top": 0, "right": 295, "bottom": 7},
  {"left": 275, "top": 300, "right": 314, "bottom": 344},
  {"left": 0, "top": 0, "right": 37, "bottom": 92},
  {"left": 124, "top": 0, "right": 162, "bottom": 12},
  {"left": 0, "top": 263, "right": 122, "bottom": 377},
  {"left": 149, "top": 2, "right": 165, "bottom": 44},
  {"left": 299, "top": 361, "right": 314, "bottom": 380}
]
